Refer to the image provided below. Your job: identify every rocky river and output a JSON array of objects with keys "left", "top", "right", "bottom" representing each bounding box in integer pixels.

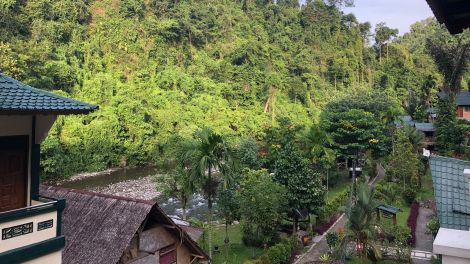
[{"left": 56, "top": 166, "right": 210, "bottom": 220}]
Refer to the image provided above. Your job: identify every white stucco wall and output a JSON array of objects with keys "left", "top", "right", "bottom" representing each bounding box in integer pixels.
[
  {"left": 23, "top": 250, "right": 62, "bottom": 264},
  {"left": 0, "top": 209, "right": 57, "bottom": 253},
  {"left": 0, "top": 115, "right": 56, "bottom": 143}
]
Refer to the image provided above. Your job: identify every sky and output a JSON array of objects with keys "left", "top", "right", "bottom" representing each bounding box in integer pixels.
[{"left": 343, "top": 0, "right": 435, "bottom": 35}]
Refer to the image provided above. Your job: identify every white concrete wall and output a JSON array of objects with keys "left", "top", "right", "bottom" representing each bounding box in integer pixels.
[
  {"left": 23, "top": 250, "right": 62, "bottom": 264},
  {"left": 0, "top": 115, "right": 56, "bottom": 143},
  {"left": 434, "top": 228, "right": 470, "bottom": 264},
  {"left": 0, "top": 208, "right": 57, "bottom": 253},
  {"left": 442, "top": 255, "right": 470, "bottom": 264}
]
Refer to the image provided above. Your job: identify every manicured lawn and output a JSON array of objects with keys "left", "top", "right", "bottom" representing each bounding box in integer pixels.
[{"left": 201, "top": 224, "right": 263, "bottom": 264}]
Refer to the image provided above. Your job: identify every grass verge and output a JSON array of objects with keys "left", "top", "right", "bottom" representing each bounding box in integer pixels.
[{"left": 201, "top": 224, "right": 263, "bottom": 264}]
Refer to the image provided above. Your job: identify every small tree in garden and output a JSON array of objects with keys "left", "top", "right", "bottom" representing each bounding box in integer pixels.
[
  {"left": 388, "top": 129, "right": 419, "bottom": 190},
  {"left": 217, "top": 188, "right": 239, "bottom": 244},
  {"left": 156, "top": 169, "right": 194, "bottom": 220},
  {"left": 274, "top": 143, "right": 326, "bottom": 231},
  {"left": 375, "top": 182, "right": 400, "bottom": 206},
  {"left": 340, "top": 182, "right": 381, "bottom": 263},
  {"left": 238, "top": 170, "right": 287, "bottom": 247}
]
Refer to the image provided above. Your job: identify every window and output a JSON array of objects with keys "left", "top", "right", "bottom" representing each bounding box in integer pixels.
[
  {"left": 160, "top": 245, "right": 177, "bottom": 264},
  {"left": 464, "top": 106, "right": 470, "bottom": 112}
]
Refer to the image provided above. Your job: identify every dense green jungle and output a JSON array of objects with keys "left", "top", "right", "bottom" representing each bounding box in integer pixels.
[{"left": 0, "top": 0, "right": 468, "bottom": 178}]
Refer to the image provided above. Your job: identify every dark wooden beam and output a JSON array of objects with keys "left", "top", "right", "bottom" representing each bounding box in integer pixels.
[{"left": 446, "top": 0, "right": 470, "bottom": 15}]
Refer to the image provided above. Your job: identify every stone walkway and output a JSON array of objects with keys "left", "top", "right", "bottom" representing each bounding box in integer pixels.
[
  {"left": 410, "top": 205, "right": 435, "bottom": 264},
  {"left": 295, "top": 214, "right": 347, "bottom": 264},
  {"left": 414, "top": 206, "right": 434, "bottom": 252}
]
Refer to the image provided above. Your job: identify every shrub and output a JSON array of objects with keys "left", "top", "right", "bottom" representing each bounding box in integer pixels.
[
  {"left": 407, "top": 201, "right": 420, "bottom": 245},
  {"left": 381, "top": 222, "right": 411, "bottom": 243},
  {"left": 427, "top": 216, "right": 440, "bottom": 238},
  {"left": 314, "top": 214, "right": 340, "bottom": 235},
  {"left": 318, "top": 188, "right": 350, "bottom": 222},
  {"left": 241, "top": 224, "right": 279, "bottom": 247},
  {"left": 402, "top": 188, "right": 417, "bottom": 205},
  {"left": 245, "top": 238, "right": 299, "bottom": 264},
  {"left": 326, "top": 231, "right": 339, "bottom": 250}
]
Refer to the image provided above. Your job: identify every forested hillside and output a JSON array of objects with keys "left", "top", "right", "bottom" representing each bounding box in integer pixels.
[{"left": 0, "top": 0, "right": 463, "bottom": 178}]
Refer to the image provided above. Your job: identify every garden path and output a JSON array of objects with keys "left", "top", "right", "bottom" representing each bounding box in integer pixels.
[
  {"left": 295, "top": 165, "right": 386, "bottom": 263},
  {"left": 414, "top": 206, "right": 434, "bottom": 252},
  {"left": 409, "top": 205, "right": 435, "bottom": 264}
]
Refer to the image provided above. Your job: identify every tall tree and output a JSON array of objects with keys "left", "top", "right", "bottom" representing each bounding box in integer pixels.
[
  {"left": 238, "top": 169, "right": 287, "bottom": 246},
  {"left": 426, "top": 28, "right": 470, "bottom": 96},
  {"left": 388, "top": 129, "right": 419, "bottom": 189},
  {"left": 217, "top": 188, "right": 239, "bottom": 245},
  {"left": 375, "top": 22, "right": 399, "bottom": 64},
  {"left": 435, "top": 98, "right": 465, "bottom": 154},
  {"left": 178, "top": 127, "right": 235, "bottom": 259},
  {"left": 274, "top": 143, "right": 325, "bottom": 231}
]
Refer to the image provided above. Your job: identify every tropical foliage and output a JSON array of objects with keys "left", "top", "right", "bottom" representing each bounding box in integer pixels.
[{"left": 0, "top": 0, "right": 464, "bottom": 177}]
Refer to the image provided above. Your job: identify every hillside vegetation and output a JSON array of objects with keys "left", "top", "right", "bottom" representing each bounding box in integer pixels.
[{"left": 0, "top": 0, "right": 461, "bottom": 178}]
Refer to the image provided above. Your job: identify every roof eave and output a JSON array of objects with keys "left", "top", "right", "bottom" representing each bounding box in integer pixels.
[
  {"left": 426, "top": 0, "right": 469, "bottom": 34},
  {"left": 0, "top": 106, "right": 99, "bottom": 115}
]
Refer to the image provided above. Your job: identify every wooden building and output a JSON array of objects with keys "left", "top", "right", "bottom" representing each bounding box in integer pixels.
[
  {"left": 438, "top": 90, "right": 470, "bottom": 120},
  {"left": 0, "top": 73, "right": 97, "bottom": 263},
  {"left": 40, "top": 186, "right": 209, "bottom": 264}
]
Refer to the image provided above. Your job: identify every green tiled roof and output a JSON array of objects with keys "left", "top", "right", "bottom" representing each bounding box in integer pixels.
[
  {"left": 0, "top": 73, "right": 98, "bottom": 114},
  {"left": 430, "top": 155, "right": 470, "bottom": 231},
  {"left": 438, "top": 90, "right": 470, "bottom": 106},
  {"left": 377, "top": 204, "right": 401, "bottom": 214}
]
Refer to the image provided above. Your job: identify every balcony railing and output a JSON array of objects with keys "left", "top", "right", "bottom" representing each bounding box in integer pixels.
[{"left": 0, "top": 196, "right": 65, "bottom": 254}]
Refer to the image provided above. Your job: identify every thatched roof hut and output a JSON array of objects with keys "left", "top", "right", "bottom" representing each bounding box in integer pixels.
[{"left": 40, "top": 185, "right": 209, "bottom": 264}]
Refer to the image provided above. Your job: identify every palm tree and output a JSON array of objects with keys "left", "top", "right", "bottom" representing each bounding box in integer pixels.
[
  {"left": 340, "top": 182, "right": 381, "bottom": 263},
  {"left": 178, "top": 127, "right": 234, "bottom": 259},
  {"left": 403, "top": 125, "right": 424, "bottom": 154},
  {"left": 376, "top": 182, "right": 400, "bottom": 206}
]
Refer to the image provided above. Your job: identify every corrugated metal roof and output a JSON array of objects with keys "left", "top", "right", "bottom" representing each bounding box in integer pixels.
[
  {"left": 430, "top": 155, "right": 470, "bottom": 231},
  {"left": 0, "top": 73, "right": 97, "bottom": 114}
]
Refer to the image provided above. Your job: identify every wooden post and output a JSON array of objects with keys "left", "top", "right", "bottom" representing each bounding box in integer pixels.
[
  {"left": 393, "top": 215, "right": 397, "bottom": 225},
  {"left": 376, "top": 208, "right": 380, "bottom": 221}
]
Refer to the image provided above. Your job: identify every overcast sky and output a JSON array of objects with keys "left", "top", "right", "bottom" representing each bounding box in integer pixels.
[{"left": 343, "top": 0, "right": 434, "bottom": 35}]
